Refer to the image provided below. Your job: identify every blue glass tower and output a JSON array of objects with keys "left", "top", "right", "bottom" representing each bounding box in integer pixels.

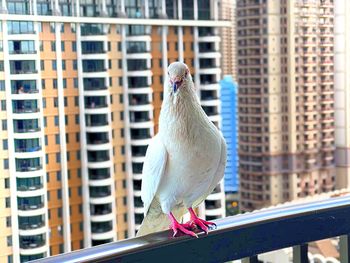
[{"left": 220, "top": 76, "right": 239, "bottom": 193}]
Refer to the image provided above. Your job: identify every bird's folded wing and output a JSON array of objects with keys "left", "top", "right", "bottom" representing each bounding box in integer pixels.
[{"left": 141, "top": 134, "right": 168, "bottom": 215}]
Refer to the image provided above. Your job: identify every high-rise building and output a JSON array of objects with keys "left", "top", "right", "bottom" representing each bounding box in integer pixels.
[
  {"left": 219, "top": 0, "right": 237, "bottom": 78},
  {"left": 220, "top": 76, "right": 239, "bottom": 193},
  {"left": 334, "top": 0, "right": 350, "bottom": 189},
  {"left": 237, "top": 0, "right": 335, "bottom": 212},
  {"left": 0, "top": 0, "right": 230, "bottom": 262}
]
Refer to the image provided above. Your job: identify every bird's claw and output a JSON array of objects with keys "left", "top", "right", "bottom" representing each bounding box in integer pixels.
[{"left": 170, "top": 222, "right": 198, "bottom": 238}]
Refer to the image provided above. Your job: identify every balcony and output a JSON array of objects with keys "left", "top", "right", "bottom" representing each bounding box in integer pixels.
[
  {"left": 10, "top": 60, "right": 37, "bottom": 74},
  {"left": 89, "top": 186, "right": 111, "bottom": 198},
  {"left": 17, "top": 196, "right": 44, "bottom": 211},
  {"left": 83, "top": 60, "right": 106, "bottom": 73},
  {"left": 37, "top": 194, "right": 350, "bottom": 263},
  {"left": 13, "top": 119, "right": 40, "bottom": 133},
  {"left": 84, "top": 78, "right": 106, "bottom": 91},
  {"left": 15, "top": 158, "right": 41, "bottom": 172},
  {"left": 81, "top": 41, "right": 105, "bottom": 54},
  {"left": 91, "top": 221, "right": 113, "bottom": 233},
  {"left": 85, "top": 114, "right": 108, "bottom": 127},
  {"left": 15, "top": 138, "right": 41, "bottom": 153},
  {"left": 88, "top": 150, "right": 110, "bottom": 163},
  {"left": 88, "top": 168, "right": 110, "bottom": 180},
  {"left": 18, "top": 215, "right": 45, "bottom": 230},
  {"left": 125, "top": 25, "right": 150, "bottom": 36},
  {"left": 12, "top": 100, "right": 39, "bottom": 114},
  {"left": 9, "top": 40, "right": 36, "bottom": 54},
  {"left": 11, "top": 80, "right": 38, "bottom": 94},
  {"left": 126, "top": 42, "right": 149, "bottom": 53},
  {"left": 85, "top": 97, "right": 108, "bottom": 109},
  {"left": 90, "top": 204, "right": 112, "bottom": 216},
  {"left": 19, "top": 234, "right": 45, "bottom": 249},
  {"left": 81, "top": 24, "right": 105, "bottom": 36},
  {"left": 87, "top": 132, "right": 109, "bottom": 145},
  {"left": 8, "top": 21, "right": 35, "bottom": 34},
  {"left": 17, "top": 177, "right": 43, "bottom": 191}
]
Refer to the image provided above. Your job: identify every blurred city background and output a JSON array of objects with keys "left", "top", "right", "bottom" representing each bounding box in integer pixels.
[{"left": 0, "top": 0, "right": 348, "bottom": 262}]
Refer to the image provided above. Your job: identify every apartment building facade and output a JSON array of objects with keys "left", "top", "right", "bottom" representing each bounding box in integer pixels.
[
  {"left": 0, "top": 0, "right": 230, "bottom": 262},
  {"left": 237, "top": 0, "right": 335, "bottom": 212}
]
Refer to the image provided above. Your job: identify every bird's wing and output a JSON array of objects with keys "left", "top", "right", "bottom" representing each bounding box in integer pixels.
[
  {"left": 141, "top": 134, "right": 168, "bottom": 215},
  {"left": 193, "top": 135, "right": 227, "bottom": 207}
]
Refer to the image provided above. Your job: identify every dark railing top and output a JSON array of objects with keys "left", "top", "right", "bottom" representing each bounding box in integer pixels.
[{"left": 34, "top": 194, "right": 350, "bottom": 263}]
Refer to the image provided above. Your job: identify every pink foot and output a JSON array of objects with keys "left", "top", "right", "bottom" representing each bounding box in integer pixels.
[
  {"left": 185, "top": 208, "right": 217, "bottom": 234},
  {"left": 168, "top": 213, "right": 198, "bottom": 238}
]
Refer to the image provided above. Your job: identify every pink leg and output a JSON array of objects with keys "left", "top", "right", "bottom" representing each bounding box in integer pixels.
[
  {"left": 186, "top": 207, "right": 217, "bottom": 234},
  {"left": 168, "top": 212, "right": 198, "bottom": 238}
]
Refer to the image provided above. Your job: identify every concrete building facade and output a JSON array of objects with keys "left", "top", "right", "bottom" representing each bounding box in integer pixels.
[{"left": 237, "top": 0, "right": 335, "bottom": 212}]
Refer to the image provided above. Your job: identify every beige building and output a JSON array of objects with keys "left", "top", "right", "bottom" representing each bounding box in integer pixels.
[
  {"left": 237, "top": 0, "right": 335, "bottom": 212},
  {"left": 334, "top": 0, "right": 350, "bottom": 189},
  {"left": 0, "top": 0, "right": 231, "bottom": 262}
]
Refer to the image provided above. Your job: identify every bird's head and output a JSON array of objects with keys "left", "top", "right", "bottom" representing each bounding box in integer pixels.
[{"left": 167, "top": 62, "right": 191, "bottom": 96}]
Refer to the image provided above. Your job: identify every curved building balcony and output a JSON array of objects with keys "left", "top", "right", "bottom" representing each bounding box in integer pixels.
[
  {"left": 88, "top": 168, "right": 110, "bottom": 180},
  {"left": 130, "top": 135, "right": 152, "bottom": 146},
  {"left": 89, "top": 195, "right": 114, "bottom": 205},
  {"left": 91, "top": 230, "right": 115, "bottom": 241},
  {"left": 125, "top": 52, "right": 152, "bottom": 60},
  {"left": 201, "top": 98, "right": 221, "bottom": 107},
  {"left": 198, "top": 67, "right": 221, "bottom": 75},
  {"left": 19, "top": 234, "right": 47, "bottom": 255},
  {"left": 89, "top": 177, "right": 113, "bottom": 187},
  {"left": 19, "top": 222, "right": 46, "bottom": 237},
  {"left": 91, "top": 221, "right": 113, "bottom": 238}
]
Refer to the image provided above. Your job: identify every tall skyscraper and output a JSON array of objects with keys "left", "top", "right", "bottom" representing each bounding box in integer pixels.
[
  {"left": 0, "top": 0, "right": 230, "bottom": 262},
  {"left": 220, "top": 76, "right": 239, "bottom": 193},
  {"left": 237, "top": 0, "right": 335, "bottom": 212},
  {"left": 334, "top": 0, "right": 350, "bottom": 189}
]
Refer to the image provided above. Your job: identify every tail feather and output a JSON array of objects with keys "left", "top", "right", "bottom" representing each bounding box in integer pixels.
[{"left": 136, "top": 199, "right": 186, "bottom": 237}]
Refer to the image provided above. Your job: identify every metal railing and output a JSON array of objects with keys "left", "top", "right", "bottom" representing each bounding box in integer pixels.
[{"left": 34, "top": 195, "right": 350, "bottom": 263}]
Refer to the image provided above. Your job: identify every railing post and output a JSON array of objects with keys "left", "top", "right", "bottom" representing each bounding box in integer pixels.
[
  {"left": 293, "top": 244, "right": 308, "bottom": 263},
  {"left": 340, "top": 234, "right": 350, "bottom": 263},
  {"left": 242, "top": 255, "right": 259, "bottom": 263}
]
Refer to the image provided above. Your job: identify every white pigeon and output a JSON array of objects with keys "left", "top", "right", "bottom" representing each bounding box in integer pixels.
[{"left": 136, "top": 62, "right": 227, "bottom": 237}]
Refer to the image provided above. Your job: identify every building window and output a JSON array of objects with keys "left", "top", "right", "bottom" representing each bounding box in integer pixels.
[
  {"left": 73, "top": 60, "right": 77, "bottom": 70},
  {"left": 56, "top": 153, "right": 61, "bottom": 163},
  {"left": 4, "top": 178, "right": 9, "bottom": 188},
  {"left": 2, "top": 120, "right": 7, "bottom": 130},
  {"left": 0, "top": 80, "right": 5, "bottom": 91},
  {"left": 57, "top": 189, "right": 62, "bottom": 199},
  {"left": 63, "top": 78, "right": 67, "bottom": 89},
  {"left": 54, "top": 116, "right": 59, "bottom": 126},
  {"left": 62, "top": 60, "right": 66, "bottom": 70},
  {"left": 7, "top": 236, "right": 12, "bottom": 247},
  {"left": 74, "top": 78, "right": 78, "bottom": 88},
  {"left": 52, "top": 60, "right": 57, "bottom": 70},
  {"left": 5, "top": 197, "right": 10, "bottom": 208},
  {"left": 54, "top": 98, "right": 58, "bottom": 107},
  {"left": 72, "top": 41, "right": 76, "bottom": 52},
  {"left": 3, "top": 159, "right": 9, "bottom": 169},
  {"left": 3, "top": 139, "right": 8, "bottom": 150},
  {"left": 6, "top": 217, "right": 11, "bottom": 227},
  {"left": 53, "top": 79, "right": 58, "bottom": 89},
  {"left": 57, "top": 171, "right": 61, "bottom": 181},
  {"left": 61, "top": 41, "right": 65, "bottom": 51},
  {"left": 51, "top": 41, "right": 56, "bottom": 51},
  {"left": 75, "top": 96, "right": 79, "bottom": 106}
]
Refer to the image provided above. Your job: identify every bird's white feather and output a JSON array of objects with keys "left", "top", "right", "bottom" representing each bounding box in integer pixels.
[{"left": 141, "top": 134, "right": 168, "bottom": 215}]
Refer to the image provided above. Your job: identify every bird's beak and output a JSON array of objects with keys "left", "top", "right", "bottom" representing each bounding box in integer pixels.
[{"left": 173, "top": 82, "right": 178, "bottom": 94}]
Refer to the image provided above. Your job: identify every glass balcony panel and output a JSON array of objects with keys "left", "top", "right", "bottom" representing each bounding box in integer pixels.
[
  {"left": 86, "top": 132, "right": 109, "bottom": 144},
  {"left": 20, "top": 254, "right": 46, "bottom": 262},
  {"left": 18, "top": 215, "right": 45, "bottom": 230},
  {"left": 198, "top": 1, "right": 210, "bottom": 20},
  {"left": 17, "top": 196, "right": 44, "bottom": 210},
  {"left": 89, "top": 186, "right": 111, "bottom": 198},
  {"left": 127, "top": 59, "right": 149, "bottom": 71},
  {"left": 125, "top": 0, "right": 144, "bottom": 19},
  {"left": 91, "top": 221, "right": 113, "bottom": 233},
  {"left": 12, "top": 100, "right": 39, "bottom": 113},
  {"left": 199, "top": 42, "right": 216, "bottom": 53},
  {"left": 201, "top": 90, "right": 218, "bottom": 100},
  {"left": 15, "top": 138, "right": 41, "bottom": 153},
  {"left": 88, "top": 168, "right": 110, "bottom": 180},
  {"left": 130, "top": 128, "right": 151, "bottom": 140},
  {"left": 15, "top": 158, "right": 41, "bottom": 172},
  {"left": 11, "top": 80, "right": 38, "bottom": 94},
  {"left": 19, "top": 234, "right": 45, "bottom": 249},
  {"left": 199, "top": 58, "right": 216, "bottom": 69},
  {"left": 9, "top": 40, "right": 36, "bottom": 54},
  {"left": 132, "top": 162, "right": 143, "bottom": 174},
  {"left": 88, "top": 150, "right": 110, "bottom": 162},
  {"left": 37, "top": 1, "right": 52, "bottom": 15},
  {"left": 128, "top": 77, "right": 149, "bottom": 88},
  {"left": 202, "top": 106, "right": 218, "bottom": 116},
  {"left": 80, "top": 1, "right": 101, "bottom": 17},
  {"left": 84, "top": 96, "right": 107, "bottom": 109},
  {"left": 134, "top": 196, "right": 143, "bottom": 207},
  {"left": 17, "top": 177, "right": 42, "bottom": 191},
  {"left": 166, "top": 0, "right": 177, "bottom": 19},
  {"left": 126, "top": 42, "right": 148, "bottom": 53},
  {"left": 90, "top": 203, "right": 112, "bottom": 215},
  {"left": 10, "top": 60, "right": 37, "bottom": 74},
  {"left": 133, "top": 180, "right": 141, "bottom": 191},
  {"left": 81, "top": 41, "right": 105, "bottom": 54},
  {"left": 13, "top": 119, "right": 40, "bottom": 133},
  {"left": 131, "top": 145, "right": 148, "bottom": 157},
  {"left": 135, "top": 213, "right": 143, "bottom": 224},
  {"left": 198, "top": 27, "right": 215, "bottom": 37},
  {"left": 81, "top": 24, "right": 105, "bottom": 36},
  {"left": 182, "top": 0, "right": 194, "bottom": 19},
  {"left": 82, "top": 60, "right": 105, "bottom": 73},
  {"left": 85, "top": 114, "right": 108, "bottom": 127},
  {"left": 83, "top": 78, "right": 106, "bottom": 90},
  {"left": 200, "top": 74, "right": 217, "bottom": 84},
  {"left": 7, "top": 0, "right": 30, "bottom": 15},
  {"left": 92, "top": 239, "right": 112, "bottom": 246},
  {"left": 8, "top": 21, "right": 34, "bottom": 34},
  {"left": 125, "top": 25, "right": 150, "bottom": 36},
  {"left": 106, "top": 0, "right": 119, "bottom": 17},
  {"left": 129, "top": 94, "right": 150, "bottom": 105},
  {"left": 129, "top": 111, "right": 150, "bottom": 123},
  {"left": 60, "top": 2, "right": 72, "bottom": 16}
]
